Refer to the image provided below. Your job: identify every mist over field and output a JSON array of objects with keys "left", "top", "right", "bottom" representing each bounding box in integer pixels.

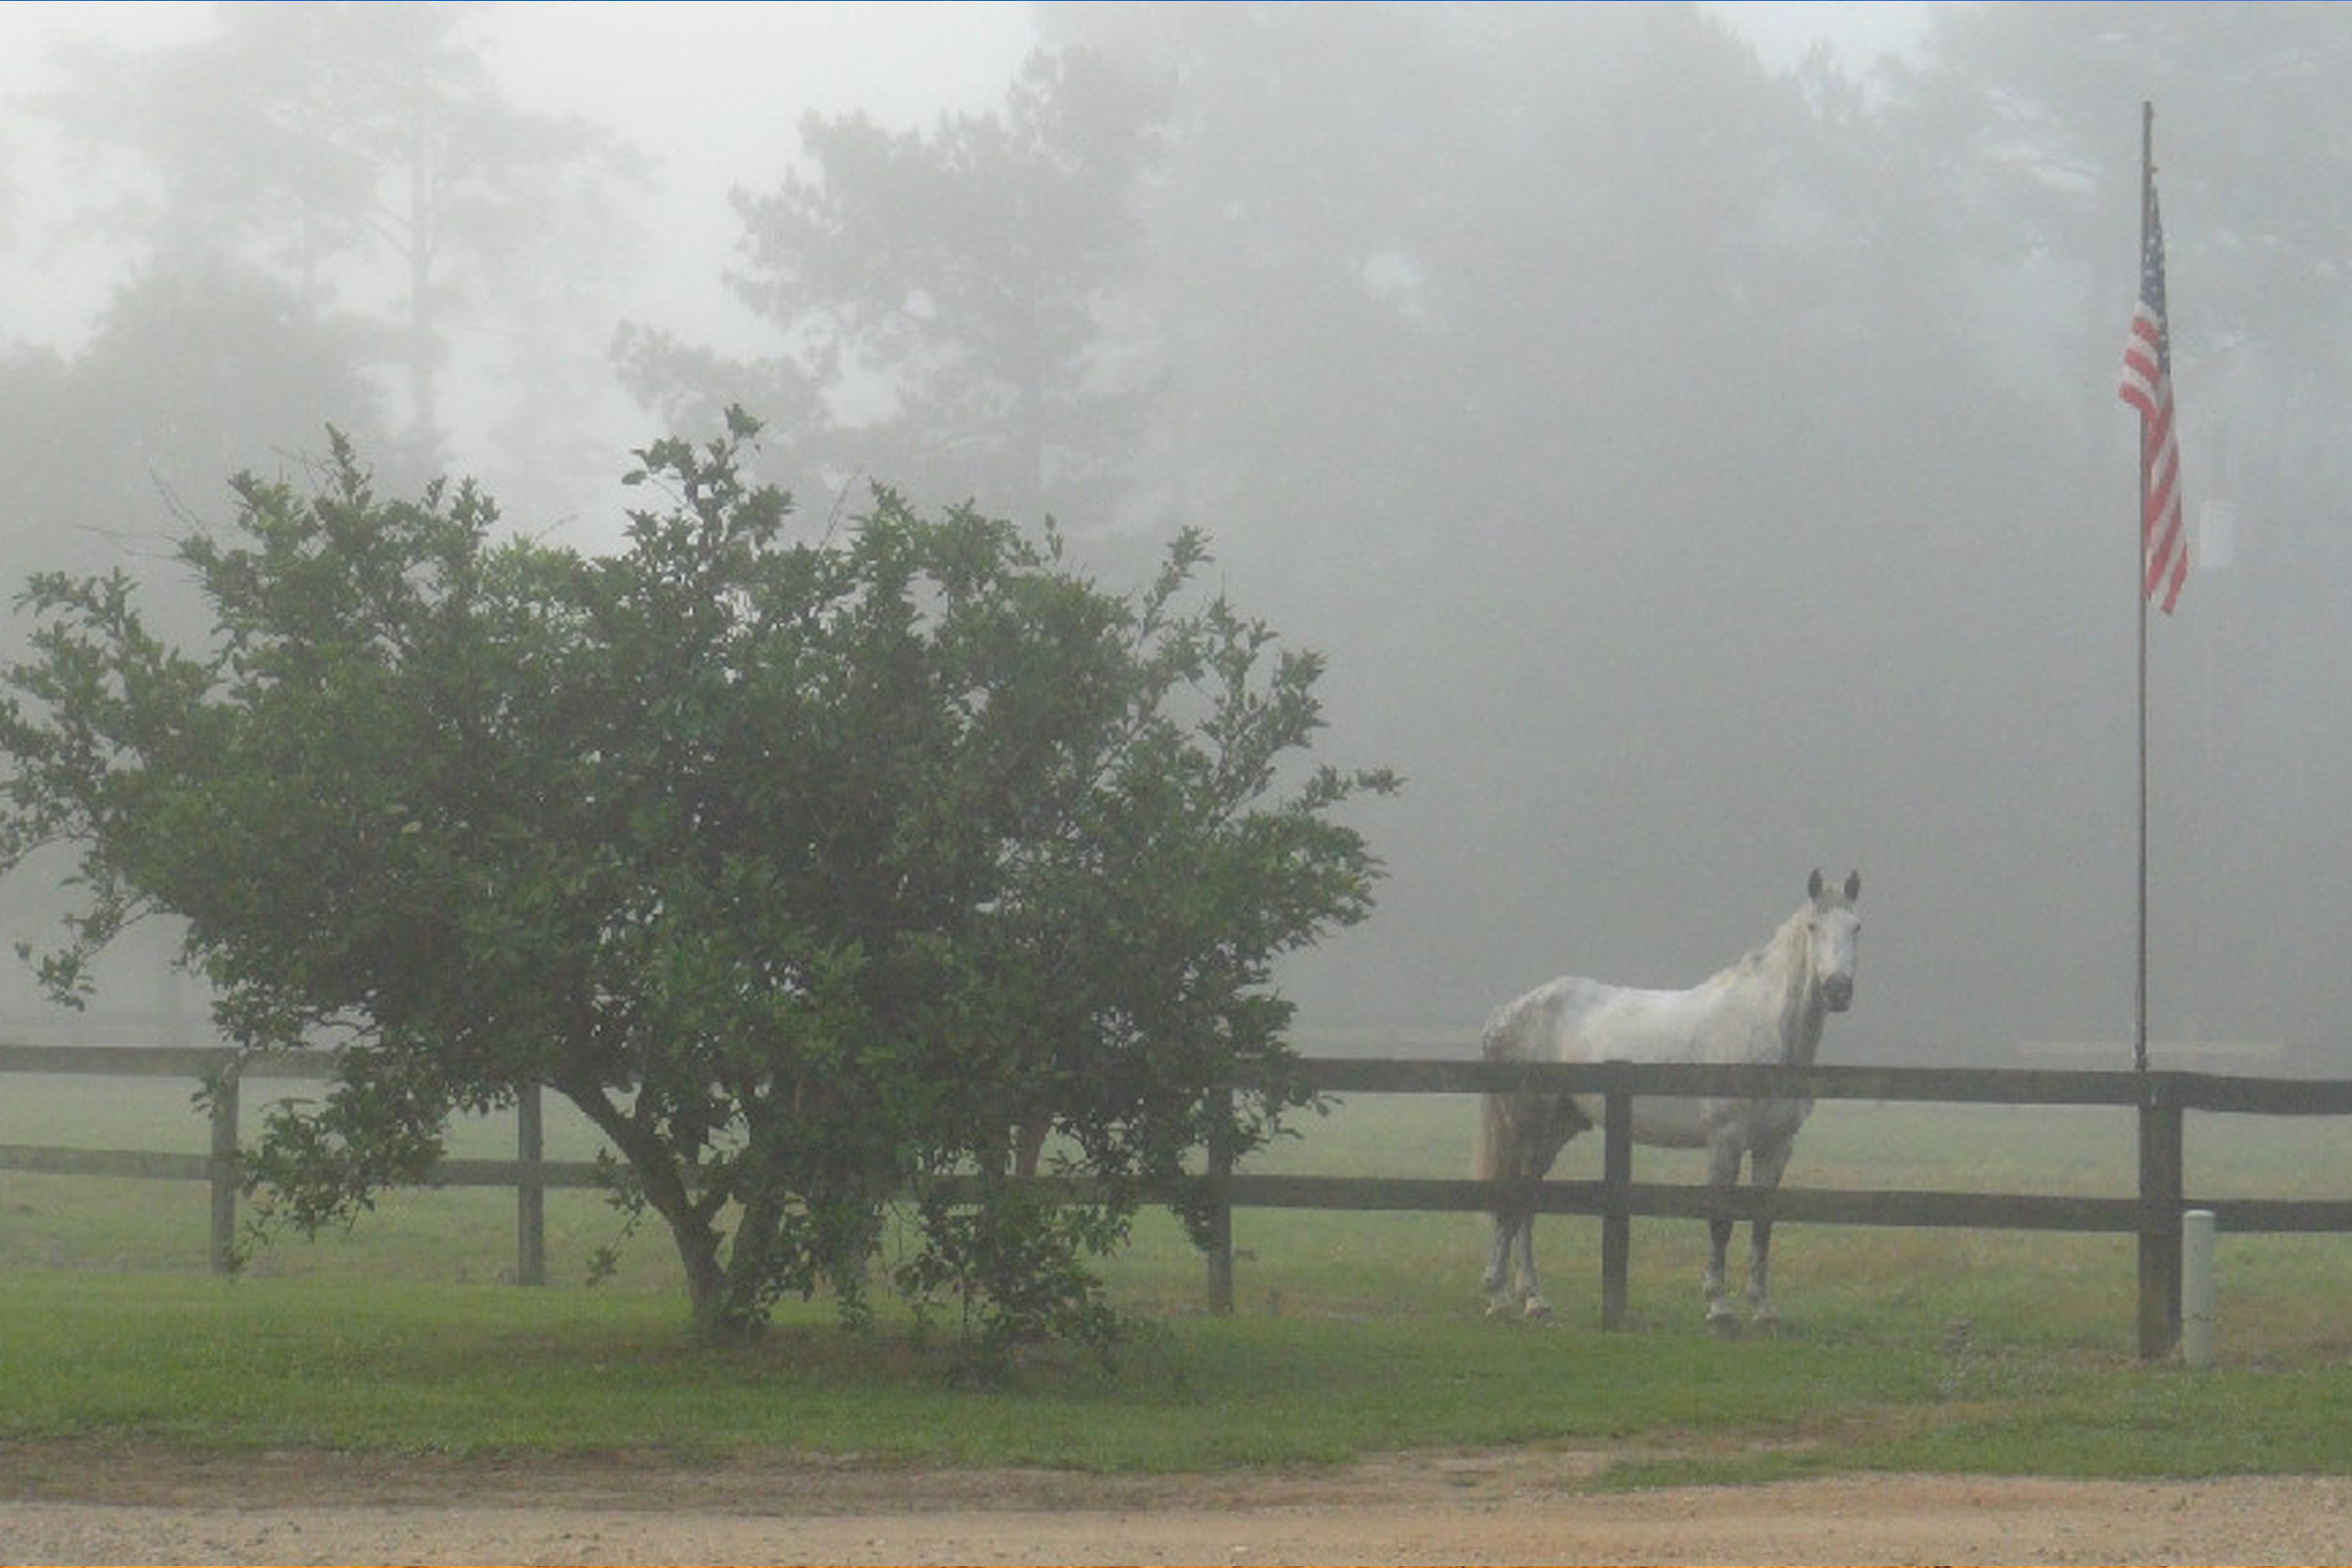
[{"left": 2, "top": 1, "right": 2346, "bottom": 1068}]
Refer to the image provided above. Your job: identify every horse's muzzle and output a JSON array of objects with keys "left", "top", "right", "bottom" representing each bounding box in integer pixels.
[{"left": 1823, "top": 977, "right": 1853, "bottom": 1011}]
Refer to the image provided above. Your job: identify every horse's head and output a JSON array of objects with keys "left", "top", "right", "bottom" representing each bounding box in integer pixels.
[{"left": 1804, "top": 868, "right": 1862, "bottom": 1012}]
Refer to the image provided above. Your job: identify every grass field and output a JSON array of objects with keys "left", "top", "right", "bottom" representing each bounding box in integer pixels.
[{"left": 5, "top": 1072, "right": 2352, "bottom": 1483}]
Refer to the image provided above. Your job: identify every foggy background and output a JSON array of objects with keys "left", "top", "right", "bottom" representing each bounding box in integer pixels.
[{"left": 1, "top": 2, "right": 2346, "bottom": 1069}]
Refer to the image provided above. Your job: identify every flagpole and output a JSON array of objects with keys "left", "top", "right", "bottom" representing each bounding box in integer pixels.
[
  {"left": 2134, "top": 99, "right": 2153, "bottom": 1078},
  {"left": 2127, "top": 98, "right": 2186, "bottom": 1362}
]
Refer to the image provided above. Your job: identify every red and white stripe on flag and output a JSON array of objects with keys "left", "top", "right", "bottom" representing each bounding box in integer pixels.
[{"left": 2119, "top": 190, "right": 2186, "bottom": 614}]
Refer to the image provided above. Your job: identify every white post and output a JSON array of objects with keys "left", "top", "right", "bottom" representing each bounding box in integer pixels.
[{"left": 2180, "top": 1208, "right": 2216, "bottom": 1369}]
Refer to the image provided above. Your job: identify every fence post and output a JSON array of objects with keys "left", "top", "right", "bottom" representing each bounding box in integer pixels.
[
  {"left": 1204, "top": 1080, "right": 1236, "bottom": 1314},
  {"left": 208, "top": 1063, "right": 240, "bottom": 1276},
  {"left": 1600, "top": 1060, "right": 1633, "bottom": 1330},
  {"left": 2137, "top": 1078, "right": 2184, "bottom": 1360},
  {"left": 515, "top": 1081, "right": 547, "bottom": 1287}
]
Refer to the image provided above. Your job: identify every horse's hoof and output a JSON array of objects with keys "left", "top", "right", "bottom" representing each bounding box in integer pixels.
[
  {"left": 1523, "top": 1296, "right": 1554, "bottom": 1321},
  {"left": 1706, "top": 1303, "right": 1743, "bottom": 1339},
  {"left": 1750, "top": 1312, "right": 1783, "bottom": 1337}
]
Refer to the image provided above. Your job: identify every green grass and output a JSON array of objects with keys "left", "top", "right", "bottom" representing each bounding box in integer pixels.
[
  {"left": 5, "top": 1266, "right": 2347, "bottom": 1483},
  {"left": 0, "top": 1269, "right": 1933, "bottom": 1465},
  {"left": 6, "top": 1080, "right": 2352, "bottom": 1483}
]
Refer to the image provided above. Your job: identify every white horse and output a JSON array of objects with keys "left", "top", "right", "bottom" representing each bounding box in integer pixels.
[{"left": 1474, "top": 869, "right": 1861, "bottom": 1327}]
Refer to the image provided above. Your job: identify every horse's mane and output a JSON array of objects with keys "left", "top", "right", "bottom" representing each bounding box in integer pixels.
[
  {"left": 1704, "top": 903, "right": 1832, "bottom": 1063},
  {"left": 1716, "top": 904, "right": 1809, "bottom": 987}
]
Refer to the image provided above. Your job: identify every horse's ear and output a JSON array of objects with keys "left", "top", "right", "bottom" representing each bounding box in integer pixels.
[
  {"left": 1808, "top": 868, "right": 1825, "bottom": 900},
  {"left": 1844, "top": 870, "right": 1861, "bottom": 902}
]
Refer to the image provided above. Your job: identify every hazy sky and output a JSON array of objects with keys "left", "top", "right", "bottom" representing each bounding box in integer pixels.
[
  {"left": 0, "top": 2, "right": 1039, "bottom": 353},
  {"left": 0, "top": 0, "right": 1940, "bottom": 546},
  {"left": 0, "top": 1, "right": 1933, "bottom": 350}
]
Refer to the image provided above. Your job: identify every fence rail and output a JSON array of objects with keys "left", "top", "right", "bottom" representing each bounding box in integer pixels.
[{"left": 7, "top": 1043, "right": 2352, "bottom": 1358}]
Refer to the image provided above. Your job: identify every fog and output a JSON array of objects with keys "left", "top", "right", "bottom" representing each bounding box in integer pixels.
[{"left": 2, "top": 2, "right": 2346, "bottom": 1068}]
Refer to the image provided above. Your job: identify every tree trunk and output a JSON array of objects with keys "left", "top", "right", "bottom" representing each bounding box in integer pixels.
[
  {"left": 719, "top": 1190, "right": 788, "bottom": 1337},
  {"left": 676, "top": 1226, "right": 735, "bottom": 1342},
  {"left": 555, "top": 1077, "right": 741, "bottom": 1341}
]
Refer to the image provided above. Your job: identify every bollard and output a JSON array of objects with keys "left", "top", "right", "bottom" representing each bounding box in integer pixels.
[{"left": 2180, "top": 1208, "right": 2216, "bottom": 1369}]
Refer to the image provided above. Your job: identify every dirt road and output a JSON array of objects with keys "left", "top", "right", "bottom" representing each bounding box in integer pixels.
[{"left": 4, "top": 1444, "right": 2347, "bottom": 1564}]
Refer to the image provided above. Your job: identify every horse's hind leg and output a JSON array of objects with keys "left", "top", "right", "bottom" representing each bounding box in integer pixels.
[
  {"left": 1512, "top": 1100, "right": 1581, "bottom": 1318},
  {"left": 1479, "top": 1208, "right": 1550, "bottom": 1318},
  {"left": 1480, "top": 1093, "right": 1569, "bottom": 1319}
]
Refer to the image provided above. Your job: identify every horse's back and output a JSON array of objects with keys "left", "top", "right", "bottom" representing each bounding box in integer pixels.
[
  {"left": 1482, "top": 972, "right": 1795, "bottom": 1149},
  {"left": 1484, "top": 974, "right": 1716, "bottom": 1065},
  {"left": 1481, "top": 975, "right": 1605, "bottom": 1061}
]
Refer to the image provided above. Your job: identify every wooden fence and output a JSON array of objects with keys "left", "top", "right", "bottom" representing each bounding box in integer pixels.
[
  {"left": 0, "top": 1043, "right": 594, "bottom": 1288},
  {"left": 1240, "top": 1057, "right": 2352, "bottom": 1361},
  {"left": 8, "top": 1043, "right": 2352, "bottom": 1359}
]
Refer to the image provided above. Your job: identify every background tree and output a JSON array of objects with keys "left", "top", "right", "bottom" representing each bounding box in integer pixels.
[
  {"left": 1043, "top": 3, "right": 2091, "bottom": 1043},
  {"left": 1029, "top": 2, "right": 2352, "bottom": 1057},
  {"left": 0, "top": 215, "right": 390, "bottom": 1027},
  {"left": 0, "top": 416, "right": 1394, "bottom": 1347},
  {"left": 31, "top": 0, "right": 644, "bottom": 503},
  {"left": 1813, "top": 1, "right": 2352, "bottom": 1050},
  {"left": 0, "top": 250, "right": 385, "bottom": 580},
  {"left": 620, "top": 48, "right": 1169, "bottom": 536}
]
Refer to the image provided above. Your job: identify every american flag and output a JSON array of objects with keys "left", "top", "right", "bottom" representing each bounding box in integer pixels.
[{"left": 2119, "top": 185, "right": 2185, "bottom": 614}]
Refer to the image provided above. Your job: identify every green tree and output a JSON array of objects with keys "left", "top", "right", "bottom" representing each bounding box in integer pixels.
[{"left": 0, "top": 414, "right": 1394, "bottom": 1347}]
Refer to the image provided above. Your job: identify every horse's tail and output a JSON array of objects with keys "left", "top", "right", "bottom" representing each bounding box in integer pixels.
[
  {"left": 1472, "top": 1010, "right": 1529, "bottom": 1190},
  {"left": 1472, "top": 1083, "right": 1512, "bottom": 1185}
]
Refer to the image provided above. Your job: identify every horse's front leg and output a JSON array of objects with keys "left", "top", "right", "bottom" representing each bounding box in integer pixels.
[
  {"left": 1514, "top": 1209, "right": 1549, "bottom": 1318},
  {"left": 1481, "top": 1210, "right": 1521, "bottom": 1315},
  {"left": 1702, "top": 1137, "right": 1744, "bottom": 1327},
  {"left": 1745, "top": 1138, "right": 1796, "bottom": 1326}
]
